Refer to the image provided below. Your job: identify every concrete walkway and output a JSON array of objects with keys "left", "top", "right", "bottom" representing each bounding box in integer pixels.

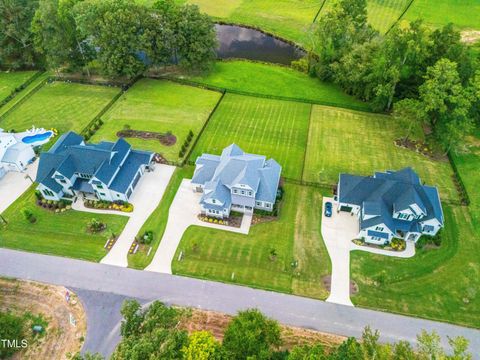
[
  {"left": 321, "top": 197, "right": 357, "bottom": 307},
  {"left": 1, "top": 248, "right": 479, "bottom": 358},
  {"left": 72, "top": 199, "right": 131, "bottom": 217},
  {"left": 100, "top": 164, "right": 175, "bottom": 267},
  {"left": 145, "top": 179, "right": 252, "bottom": 274},
  {"left": 350, "top": 239, "right": 416, "bottom": 258},
  {"left": 0, "top": 160, "right": 38, "bottom": 213}
]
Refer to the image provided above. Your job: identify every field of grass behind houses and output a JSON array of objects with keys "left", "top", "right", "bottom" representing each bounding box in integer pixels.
[
  {"left": 0, "top": 81, "right": 120, "bottom": 134},
  {"left": 178, "top": 60, "right": 371, "bottom": 111},
  {"left": 190, "top": 93, "right": 311, "bottom": 180},
  {"left": 92, "top": 79, "right": 222, "bottom": 161},
  {"left": 0, "top": 71, "right": 37, "bottom": 103}
]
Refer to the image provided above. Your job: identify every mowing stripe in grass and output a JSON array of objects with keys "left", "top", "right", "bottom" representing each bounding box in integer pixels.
[
  {"left": 0, "top": 76, "right": 49, "bottom": 121},
  {"left": 385, "top": 0, "right": 416, "bottom": 34},
  {"left": 0, "top": 71, "right": 43, "bottom": 109},
  {"left": 184, "top": 89, "right": 226, "bottom": 165}
]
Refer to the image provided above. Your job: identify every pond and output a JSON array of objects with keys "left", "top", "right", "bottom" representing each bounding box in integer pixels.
[{"left": 215, "top": 24, "right": 305, "bottom": 65}]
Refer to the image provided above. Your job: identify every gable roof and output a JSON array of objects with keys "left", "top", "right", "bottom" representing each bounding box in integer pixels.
[
  {"left": 36, "top": 132, "right": 153, "bottom": 195},
  {"left": 193, "top": 144, "right": 282, "bottom": 206},
  {"left": 339, "top": 168, "right": 443, "bottom": 234}
]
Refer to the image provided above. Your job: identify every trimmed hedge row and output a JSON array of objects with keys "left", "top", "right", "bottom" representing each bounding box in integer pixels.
[{"left": 447, "top": 152, "right": 470, "bottom": 206}]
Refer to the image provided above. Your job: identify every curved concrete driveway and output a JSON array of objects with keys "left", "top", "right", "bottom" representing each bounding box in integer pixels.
[
  {"left": 1, "top": 248, "right": 479, "bottom": 358},
  {"left": 100, "top": 164, "right": 175, "bottom": 267},
  {"left": 146, "top": 179, "right": 251, "bottom": 274}
]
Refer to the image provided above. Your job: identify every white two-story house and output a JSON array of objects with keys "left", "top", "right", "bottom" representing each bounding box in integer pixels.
[
  {"left": 337, "top": 168, "right": 444, "bottom": 244},
  {"left": 191, "top": 144, "right": 282, "bottom": 219}
]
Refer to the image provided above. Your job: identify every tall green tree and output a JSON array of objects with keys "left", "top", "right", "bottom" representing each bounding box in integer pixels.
[
  {"left": 222, "top": 309, "right": 282, "bottom": 360},
  {"left": 393, "top": 98, "right": 427, "bottom": 142},
  {"left": 74, "top": 0, "right": 149, "bottom": 78},
  {"left": 419, "top": 58, "right": 473, "bottom": 153},
  {"left": 287, "top": 343, "right": 326, "bottom": 360},
  {"left": 0, "top": 0, "right": 39, "bottom": 69}
]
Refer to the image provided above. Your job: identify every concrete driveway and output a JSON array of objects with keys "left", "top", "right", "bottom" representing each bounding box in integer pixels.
[
  {"left": 321, "top": 197, "right": 358, "bottom": 307},
  {"left": 0, "top": 160, "right": 38, "bottom": 213},
  {"left": 145, "top": 179, "right": 252, "bottom": 274},
  {"left": 100, "top": 164, "right": 176, "bottom": 267}
]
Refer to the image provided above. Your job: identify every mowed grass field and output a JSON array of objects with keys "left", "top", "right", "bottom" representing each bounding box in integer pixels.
[
  {"left": 0, "top": 71, "right": 37, "bottom": 102},
  {"left": 404, "top": 0, "right": 480, "bottom": 30},
  {"left": 351, "top": 204, "right": 480, "bottom": 329},
  {"left": 190, "top": 93, "right": 311, "bottom": 180},
  {"left": 162, "top": 0, "right": 321, "bottom": 45},
  {"left": 0, "top": 81, "right": 120, "bottom": 133},
  {"left": 173, "top": 183, "right": 331, "bottom": 299},
  {"left": 0, "top": 188, "right": 129, "bottom": 262},
  {"left": 180, "top": 60, "right": 370, "bottom": 110},
  {"left": 320, "top": 0, "right": 410, "bottom": 33},
  {"left": 303, "top": 106, "right": 459, "bottom": 203},
  {"left": 91, "top": 79, "right": 221, "bottom": 161}
]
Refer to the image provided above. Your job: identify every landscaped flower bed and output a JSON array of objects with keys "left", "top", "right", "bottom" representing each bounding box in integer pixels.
[
  {"left": 117, "top": 128, "right": 177, "bottom": 146},
  {"left": 84, "top": 200, "right": 134, "bottom": 213},
  {"left": 34, "top": 193, "right": 72, "bottom": 213},
  {"left": 198, "top": 215, "right": 241, "bottom": 228},
  {"left": 352, "top": 238, "right": 407, "bottom": 252}
]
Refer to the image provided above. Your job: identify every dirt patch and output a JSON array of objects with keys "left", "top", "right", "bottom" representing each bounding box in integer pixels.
[
  {"left": 178, "top": 308, "right": 345, "bottom": 352},
  {"left": 0, "top": 278, "right": 86, "bottom": 360},
  {"left": 394, "top": 138, "right": 447, "bottom": 161},
  {"left": 117, "top": 129, "right": 176, "bottom": 146},
  {"left": 461, "top": 30, "right": 480, "bottom": 44},
  {"left": 252, "top": 214, "right": 277, "bottom": 225},
  {"left": 321, "top": 275, "right": 358, "bottom": 295},
  {"left": 153, "top": 153, "right": 169, "bottom": 164}
]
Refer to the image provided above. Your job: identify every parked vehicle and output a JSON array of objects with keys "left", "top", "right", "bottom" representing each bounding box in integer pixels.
[{"left": 324, "top": 202, "right": 332, "bottom": 217}]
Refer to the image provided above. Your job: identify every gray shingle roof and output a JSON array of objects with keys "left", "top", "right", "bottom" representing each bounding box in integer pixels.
[
  {"left": 36, "top": 132, "right": 153, "bottom": 196},
  {"left": 193, "top": 144, "right": 282, "bottom": 209},
  {"left": 339, "top": 167, "right": 443, "bottom": 235}
]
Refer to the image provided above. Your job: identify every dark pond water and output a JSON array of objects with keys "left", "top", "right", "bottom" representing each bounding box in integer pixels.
[{"left": 215, "top": 24, "right": 305, "bottom": 65}]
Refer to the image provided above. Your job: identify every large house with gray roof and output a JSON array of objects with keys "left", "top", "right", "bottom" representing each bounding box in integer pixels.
[
  {"left": 191, "top": 144, "right": 282, "bottom": 219},
  {"left": 337, "top": 168, "right": 443, "bottom": 245},
  {"left": 36, "top": 131, "right": 154, "bottom": 202}
]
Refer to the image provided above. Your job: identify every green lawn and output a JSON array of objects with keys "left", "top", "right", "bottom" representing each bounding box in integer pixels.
[
  {"left": 190, "top": 93, "right": 311, "bottom": 180},
  {"left": 404, "top": 0, "right": 480, "bottom": 30},
  {"left": 128, "top": 166, "right": 194, "bottom": 269},
  {"left": 0, "top": 188, "right": 129, "bottom": 262},
  {"left": 178, "top": 60, "right": 370, "bottom": 111},
  {"left": 451, "top": 129, "right": 480, "bottom": 219},
  {"left": 320, "top": 0, "right": 410, "bottom": 33},
  {"left": 351, "top": 204, "right": 480, "bottom": 329},
  {"left": 173, "top": 183, "right": 331, "bottom": 299},
  {"left": 0, "top": 71, "right": 37, "bottom": 103},
  {"left": 0, "top": 81, "right": 120, "bottom": 134},
  {"left": 91, "top": 79, "right": 222, "bottom": 161},
  {"left": 303, "top": 105, "right": 460, "bottom": 203},
  {"left": 141, "top": 0, "right": 320, "bottom": 45},
  {"left": 366, "top": 0, "right": 411, "bottom": 33}
]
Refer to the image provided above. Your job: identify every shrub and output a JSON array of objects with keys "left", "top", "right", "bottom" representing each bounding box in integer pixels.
[{"left": 21, "top": 208, "right": 36, "bottom": 223}]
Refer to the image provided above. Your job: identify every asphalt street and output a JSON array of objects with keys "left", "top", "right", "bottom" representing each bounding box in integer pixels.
[{"left": 1, "top": 248, "right": 479, "bottom": 358}]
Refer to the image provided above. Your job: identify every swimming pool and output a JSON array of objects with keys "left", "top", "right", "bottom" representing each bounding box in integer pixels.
[{"left": 21, "top": 131, "right": 54, "bottom": 144}]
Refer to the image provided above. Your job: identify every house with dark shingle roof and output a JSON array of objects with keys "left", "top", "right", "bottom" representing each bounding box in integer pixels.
[
  {"left": 35, "top": 131, "right": 154, "bottom": 202},
  {"left": 191, "top": 144, "right": 282, "bottom": 219},
  {"left": 337, "top": 168, "right": 443, "bottom": 244}
]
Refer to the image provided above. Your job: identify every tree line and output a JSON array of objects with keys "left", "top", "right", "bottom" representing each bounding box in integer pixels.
[
  {"left": 0, "top": 0, "right": 217, "bottom": 78},
  {"left": 74, "top": 300, "right": 473, "bottom": 360},
  {"left": 308, "top": 0, "right": 479, "bottom": 154}
]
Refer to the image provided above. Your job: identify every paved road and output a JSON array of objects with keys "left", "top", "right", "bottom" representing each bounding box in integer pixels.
[{"left": 1, "top": 248, "right": 479, "bottom": 358}]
